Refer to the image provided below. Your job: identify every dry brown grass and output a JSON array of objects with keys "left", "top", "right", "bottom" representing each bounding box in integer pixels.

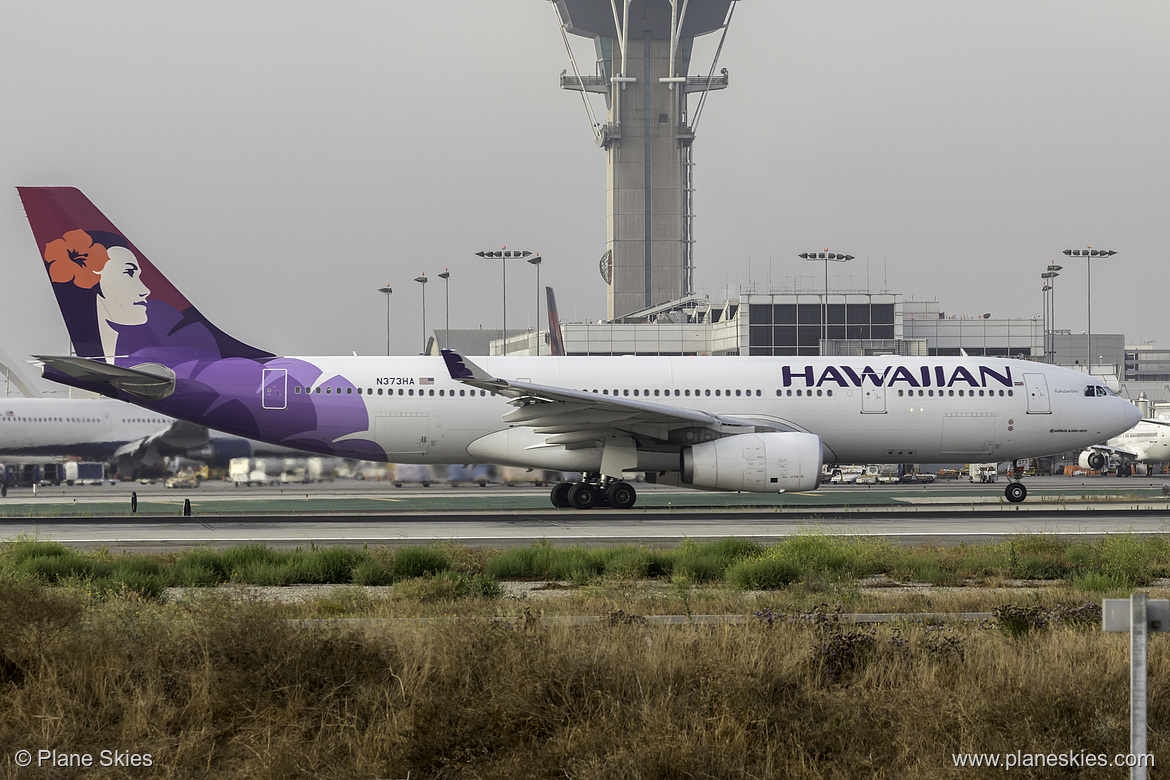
[{"left": 2, "top": 576, "right": 1166, "bottom": 779}]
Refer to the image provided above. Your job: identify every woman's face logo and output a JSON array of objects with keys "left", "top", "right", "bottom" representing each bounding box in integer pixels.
[{"left": 96, "top": 246, "right": 150, "bottom": 326}]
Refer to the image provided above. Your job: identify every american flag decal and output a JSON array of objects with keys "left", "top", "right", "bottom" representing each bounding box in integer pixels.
[{"left": 419, "top": 377, "right": 434, "bottom": 385}]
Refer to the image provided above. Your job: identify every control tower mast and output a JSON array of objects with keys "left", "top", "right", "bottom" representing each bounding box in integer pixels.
[{"left": 550, "top": 0, "right": 737, "bottom": 321}]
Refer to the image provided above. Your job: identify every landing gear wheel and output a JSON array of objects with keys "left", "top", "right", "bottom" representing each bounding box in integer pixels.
[
  {"left": 550, "top": 481, "right": 572, "bottom": 509},
  {"left": 568, "top": 482, "right": 600, "bottom": 510},
  {"left": 606, "top": 481, "right": 636, "bottom": 509},
  {"left": 1005, "top": 482, "right": 1027, "bottom": 503}
]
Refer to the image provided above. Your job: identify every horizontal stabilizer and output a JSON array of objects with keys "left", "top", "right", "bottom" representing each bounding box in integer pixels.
[{"left": 34, "top": 355, "right": 176, "bottom": 400}]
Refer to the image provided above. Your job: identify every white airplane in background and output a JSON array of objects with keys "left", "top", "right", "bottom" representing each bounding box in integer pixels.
[
  {"left": 17, "top": 187, "right": 1142, "bottom": 509},
  {"left": 1078, "top": 418, "right": 1170, "bottom": 475},
  {"left": 0, "top": 397, "right": 266, "bottom": 479}
]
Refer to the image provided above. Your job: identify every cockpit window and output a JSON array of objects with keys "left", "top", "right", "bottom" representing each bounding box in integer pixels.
[{"left": 1085, "top": 385, "right": 1113, "bottom": 397}]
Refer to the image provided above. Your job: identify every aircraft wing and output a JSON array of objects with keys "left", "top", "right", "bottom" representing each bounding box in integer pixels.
[
  {"left": 441, "top": 349, "right": 802, "bottom": 446},
  {"left": 112, "top": 418, "right": 212, "bottom": 461}
]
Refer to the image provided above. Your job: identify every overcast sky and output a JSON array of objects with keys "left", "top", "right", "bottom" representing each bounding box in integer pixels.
[{"left": 2, "top": 1, "right": 1167, "bottom": 393}]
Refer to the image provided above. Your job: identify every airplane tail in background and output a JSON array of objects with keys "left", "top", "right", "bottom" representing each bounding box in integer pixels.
[
  {"left": 18, "top": 187, "right": 271, "bottom": 366},
  {"left": 545, "top": 286, "right": 566, "bottom": 357}
]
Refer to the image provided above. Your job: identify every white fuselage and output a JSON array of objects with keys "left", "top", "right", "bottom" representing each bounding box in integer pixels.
[
  {"left": 258, "top": 354, "right": 1139, "bottom": 472},
  {"left": 0, "top": 397, "right": 170, "bottom": 459}
]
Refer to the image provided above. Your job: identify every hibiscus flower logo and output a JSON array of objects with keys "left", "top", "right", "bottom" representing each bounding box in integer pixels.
[{"left": 43, "top": 229, "right": 110, "bottom": 289}]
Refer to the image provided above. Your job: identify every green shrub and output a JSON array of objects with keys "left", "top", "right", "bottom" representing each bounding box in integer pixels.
[
  {"left": 392, "top": 546, "right": 449, "bottom": 580},
  {"left": 726, "top": 557, "right": 801, "bottom": 590},
  {"left": 9, "top": 539, "right": 73, "bottom": 564},
  {"left": 352, "top": 558, "right": 393, "bottom": 586}
]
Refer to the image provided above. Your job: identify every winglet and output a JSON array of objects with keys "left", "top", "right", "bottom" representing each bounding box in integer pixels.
[{"left": 441, "top": 349, "right": 496, "bottom": 382}]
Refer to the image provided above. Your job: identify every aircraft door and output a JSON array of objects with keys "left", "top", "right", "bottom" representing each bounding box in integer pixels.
[
  {"left": 862, "top": 385, "right": 886, "bottom": 414},
  {"left": 376, "top": 412, "right": 430, "bottom": 457},
  {"left": 261, "top": 369, "right": 287, "bottom": 410},
  {"left": 1023, "top": 373, "right": 1050, "bottom": 414}
]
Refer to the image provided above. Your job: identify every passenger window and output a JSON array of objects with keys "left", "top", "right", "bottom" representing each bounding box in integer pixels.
[
  {"left": 654, "top": 389, "right": 660, "bottom": 396},
  {"left": 817, "top": 389, "right": 823, "bottom": 397},
  {"left": 409, "top": 389, "right": 414, "bottom": 396},
  {"left": 347, "top": 388, "right": 353, "bottom": 395},
  {"left": 685, "top": 389, "right": 691, "bottom": 397},
  {"left": 295, "top": 386, "right": 301, "bottom": 394},
  {"left": 704, "top": 389, "right": 711, "bottom": 397},
  {"left": 796, "top": 389, "right": 802, "bottom": 397}
]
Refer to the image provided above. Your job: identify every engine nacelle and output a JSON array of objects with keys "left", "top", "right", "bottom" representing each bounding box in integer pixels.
[
  {"left": 681, "top": 432, "right": 823, "bottom": 493},
  {"left": 1078, "top": 450, "right": 1107, "bottom": 471}
]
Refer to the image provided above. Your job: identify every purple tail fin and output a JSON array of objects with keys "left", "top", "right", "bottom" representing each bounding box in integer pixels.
[
  {"left": 18, "top": 187, "right": 271, "bottom": 365},
  {"left": 546, "top": 286, "right": 566, "bottom": 357}
]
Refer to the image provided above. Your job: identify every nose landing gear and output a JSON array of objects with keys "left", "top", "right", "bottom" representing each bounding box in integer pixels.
[
  {"left": 549, "top": 474, "right": 637, "bottom": 510},
  {"left": 1004, "top": 462, "right": 1028, "bottom": 503}
]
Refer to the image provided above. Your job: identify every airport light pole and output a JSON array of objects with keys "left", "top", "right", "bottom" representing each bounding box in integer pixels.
[
  {"left": 1063, "top": 247, "right": 1117, "bottom": 373},
  {"left": 1041, "top": 264, "right": 1061, "bottom": 363},
  {"left": 798, "top": 251, "right": 854, "bottom": 349},
  {"left": 378, "top": 284, "right": 393, "bottom": 356},
  {"left": 475, "top": 248, "right": 534, "bottom": 355},
  {"left": 527, "top": 254, "right": 542, "bottom": 355},
  {"left": 437, "top": 271, "right": 450, "bottom": 350},
  {"left": 414, "top": 275, "right": 428, "bottom": 355}
]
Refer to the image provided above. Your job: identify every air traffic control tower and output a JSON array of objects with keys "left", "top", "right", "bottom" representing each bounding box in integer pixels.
[{"left": 550, "top": 0, "right": 737, "bottom": 321}]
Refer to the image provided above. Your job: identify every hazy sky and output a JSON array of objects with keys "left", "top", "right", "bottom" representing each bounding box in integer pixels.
[{"left": 2, "top": 1, "right": 1167, "bottom": 393}]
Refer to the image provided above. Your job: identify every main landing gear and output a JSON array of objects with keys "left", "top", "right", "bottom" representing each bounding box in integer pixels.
[{"left": 549, "top": 474, "right": 637, "bottom": 510}]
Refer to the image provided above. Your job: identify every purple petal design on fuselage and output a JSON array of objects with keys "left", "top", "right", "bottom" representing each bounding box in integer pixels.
[{"left": 156, "top": 357, "right": 384, "bottom": 460}]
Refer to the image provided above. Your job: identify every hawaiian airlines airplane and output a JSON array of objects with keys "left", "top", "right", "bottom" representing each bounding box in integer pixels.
[
  {"left": 17, "top": 187, "right": 1140, "bottom": 509},
  {"left": 1078, "top": 418, "right": 1170, "bottom": 474}
]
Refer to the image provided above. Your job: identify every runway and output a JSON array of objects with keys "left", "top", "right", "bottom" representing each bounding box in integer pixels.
[{"left": 2, "top": 476, "right": 1169, "bottom": 551}]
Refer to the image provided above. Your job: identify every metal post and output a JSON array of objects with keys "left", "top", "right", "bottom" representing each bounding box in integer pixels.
[
  {"left": 438, "top": 271, "right": 450, "bottom": 343},
  {"left": 527, "top": 255, "right": 542, "bottom": 355},
  {"left": 1131, "top": 593, "right": 1149, "bottom": 779},
  {"left": 414, "top": 275, "right": 428, "bottom": 355},
  {"left": 1103, "top": 594, "right": 1166, "bottom": 779},
  {"left": 502, "top": 259, "right": 507, "bottom": 356},
  {"left": 1087, "top": 253, "right": 1092, "bottom": 372},
  {"left": 379, "top": 285, "right": 393, "bottom": 356}
]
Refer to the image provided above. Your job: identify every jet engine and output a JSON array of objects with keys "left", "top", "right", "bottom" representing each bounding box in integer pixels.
[
  {"left": 681, "top": 432, "right": 823, "bottom": 493},
  {"left": 1078, "top": 450, "right": 1107, "bottom": 471}
]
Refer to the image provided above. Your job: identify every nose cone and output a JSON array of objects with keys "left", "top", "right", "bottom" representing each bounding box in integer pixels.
[
  {"left": 1126, "top": 401, "right": 1142, "bottom": 428},
  {"left": 1118, "top": 399, "right": 1142, "bottom": 432}
]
